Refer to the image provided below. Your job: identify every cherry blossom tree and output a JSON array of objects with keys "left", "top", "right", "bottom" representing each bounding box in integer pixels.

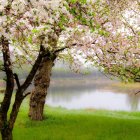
[
  {"left": 29, "top": 0, "right": 139, "bottom": 120},
  {"left": 28, "top": 0, "right": 116, "bottom": 120}
]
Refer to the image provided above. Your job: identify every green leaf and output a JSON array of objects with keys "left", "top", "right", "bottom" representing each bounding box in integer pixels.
[
  {"left": 32, "top": 29, "right": 39, "bottom": 34},
  {"left": 28, "top": 36, "right": 33, "bottom": 44}
]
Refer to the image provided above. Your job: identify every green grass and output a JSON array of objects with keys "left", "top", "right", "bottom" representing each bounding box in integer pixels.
[
  {"left": 0, "top": 99, "right": 136, "bottom": 140},
  {"left": 0, "top": 97, "right": 140, "bottom": 140}
]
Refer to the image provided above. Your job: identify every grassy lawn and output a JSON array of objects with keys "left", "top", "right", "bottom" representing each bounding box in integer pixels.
[{"left": 2, "top": 99, "right": 138, "bottom": 140}]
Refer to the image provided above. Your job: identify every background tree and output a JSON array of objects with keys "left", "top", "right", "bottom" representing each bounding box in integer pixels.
[
  {"left": 89, "top": 0, "right": 140, "bottom": 82},
  {"left": 65, "top": 0, "right": 140, "bottom": 82}
]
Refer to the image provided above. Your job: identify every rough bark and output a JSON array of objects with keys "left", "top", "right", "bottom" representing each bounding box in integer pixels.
[
  {"left": 1, "top": 128, "right": 12, "bottom": 140},
  {"left": 1, "top": 90, "right": 24, "bottom": 140},
  {"left": 29, "top": 55, "right": 56, "bottom": 120}
]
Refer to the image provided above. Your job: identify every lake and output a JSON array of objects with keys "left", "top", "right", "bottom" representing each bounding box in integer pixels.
[
  {"left": 46, "top": 77, "right": 140, "bottom": 111},
  {"left": 0, "top": 70, "right": 140, "bottom": 111}
]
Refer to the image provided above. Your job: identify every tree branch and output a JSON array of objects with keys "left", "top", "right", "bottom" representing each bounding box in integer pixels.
[
  {"left": 135, "top": 90, "right": 140, "bottom": 95},
  {"left": 0, "top": 36, "right": 14, "bottom": 122},
  {"left": 20, "top": 45, "right": 45, "bottom": 92},
  {"left": 13, "top": 73, "right": 21, "bottom": 89},
  {"left": 54, "top": 46, "right": 68, "bottom": 54},
  {"left": 23, "top": 92, "right": 31, "bottom": 98}
]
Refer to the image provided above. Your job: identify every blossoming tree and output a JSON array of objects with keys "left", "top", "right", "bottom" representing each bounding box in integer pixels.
[
  {"left": 29, "top": 0, "right": 140, "bottom": 120},
  {"left": 28, "top": 0, "right": 116, "bottom": 120}
]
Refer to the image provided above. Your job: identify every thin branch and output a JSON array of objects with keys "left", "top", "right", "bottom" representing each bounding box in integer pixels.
[
  {"left": 107, "top": 50, "right": 118, "bottom": 54},
  {"left": 135, "top": 90, "right": 140, "bottom": 95},
  {"left": 54, "top": 46, "right": 68, "bottom": 54},
  {"left": 13, "top": 73, "right": 21, "bottom": 89},
  {"left": 121, "top": 14, "right": 137, "bottom": 35},
  {"left": 23, "top": 92, "right": 31, "bottom": 98}
]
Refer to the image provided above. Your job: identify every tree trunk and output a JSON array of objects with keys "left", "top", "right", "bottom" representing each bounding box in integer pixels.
[
  {"left": 1, "top": 128, "right": 12, "bottom": 140},
  {"left": 0, "top": 90, "right": 24, "bottom": 140},
  {"left": 29, "top": 57, "right": 55, "bottom": 120}
]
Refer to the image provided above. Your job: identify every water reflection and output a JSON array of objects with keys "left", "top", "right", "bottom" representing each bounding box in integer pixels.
[
  {"left": 46, "top": 80, "right": 140, "bottom": 111},
  {"left": 127, "top": 94, "right": 140, "bottom": 111}
]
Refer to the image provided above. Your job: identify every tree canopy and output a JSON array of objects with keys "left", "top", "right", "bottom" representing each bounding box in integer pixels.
[{"left": 1, "top": 0, "right": 139, "bottom": 82}]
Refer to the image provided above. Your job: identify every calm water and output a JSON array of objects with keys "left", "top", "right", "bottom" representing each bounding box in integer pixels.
[{"left": 46, "top": 79, "right": 140, "bottom": 111}]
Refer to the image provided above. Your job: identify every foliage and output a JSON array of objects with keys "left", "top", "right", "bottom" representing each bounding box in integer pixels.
[{"left": 66, "top": 0, "right": 140, "bottom": 82}]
